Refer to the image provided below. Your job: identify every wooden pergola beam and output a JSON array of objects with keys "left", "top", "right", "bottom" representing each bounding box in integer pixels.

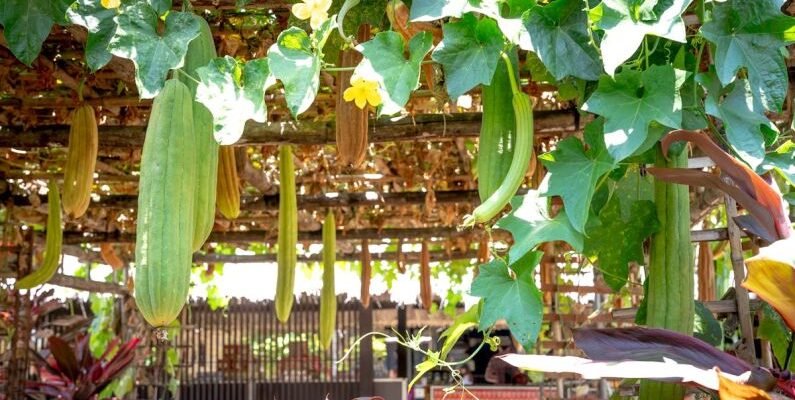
[
  {"left": 0, "top": 270, "right": 127, "bottom": 295},
  {"left": 6, "top": 189, "right": 508, "bottom": 211},
  {"left": 0, "top": 110, "right": 581, "bottom": 148},
  {"left": 61, "top": 226, "right": 493, "bottom": 245}
]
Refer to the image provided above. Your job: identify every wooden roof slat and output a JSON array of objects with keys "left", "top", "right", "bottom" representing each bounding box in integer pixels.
[{"left": 0, "top": 110, "right": 582, "bottom": 148}]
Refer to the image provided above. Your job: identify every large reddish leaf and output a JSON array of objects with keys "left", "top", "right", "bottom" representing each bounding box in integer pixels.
[
  {"left": 647, "top": 167, "right": 779, "bottom": 243},
  {"left": 742, "top": 238, "right": 795, "bottom": 331},
  {"left": 573, "top": 327, "right": 752, "bottom": 376},
  {"left": 47, "top": 336, "right": 79, "bottom": 382},
  {"left": 660, "top": 130, "right": 791, "bottom": 240}
]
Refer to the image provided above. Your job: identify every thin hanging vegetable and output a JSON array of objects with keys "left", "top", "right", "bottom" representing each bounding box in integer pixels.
[
  {"left": 319, "top": 210, "right": 337, "bottom": 349},
  {"left": 216, "top": 145, "right": 240, "bottom": 220},
  {"left": 275, "top": 145, "right": 298, "bottom": 323},
  {"left": 419, "top": 240, "right": 432, "bottom": 310},
  {"left": 360, "top": 239, "right": 371, "bottom": 308},
  {"left": 17, "top": 180, "right": 62, "bottom": 289}
]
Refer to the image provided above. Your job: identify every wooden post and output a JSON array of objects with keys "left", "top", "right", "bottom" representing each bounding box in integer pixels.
[
  {"left": 725, "top": 196, "right": 757, "bottom": 363},
  {"left": 359, "top": 304, "right": 375, "bottom": 396},
  {"left": 6, "top": 229, "right": 33, "bottom": 399}
]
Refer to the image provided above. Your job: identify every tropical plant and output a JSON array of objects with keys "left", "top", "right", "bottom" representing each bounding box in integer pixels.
[{"left": 26, "top": 334, "right": 140, "bottom": 400}]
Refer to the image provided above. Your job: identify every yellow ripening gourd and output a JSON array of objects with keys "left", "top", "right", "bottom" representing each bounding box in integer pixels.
[
  {"left": 216, "top": 145, "right": 240, "bottom": 220},
  {"left": 62, "top": 105, "right": 98, "bottom": 219},
  {"left": 419, "top": 240, "right": 432, "bottom": 310}
]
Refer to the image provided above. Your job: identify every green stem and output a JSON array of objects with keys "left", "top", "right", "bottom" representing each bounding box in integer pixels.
[
  {"left": 500, "top": 52, "right": 520, "bottom": 95},
  {"left": 174, "top": 68, "right": 201, "bottom": 86}
]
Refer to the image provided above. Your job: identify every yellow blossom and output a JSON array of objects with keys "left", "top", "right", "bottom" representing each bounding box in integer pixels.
[
  {"left": 101, "top": 0, "right": 121, "bottom": 8},
  {"left": 291, "top": 0, "right": 332, "bottom": 30},
  {"left": 343, "top": 78, "right": 382, "bottom": 109}
]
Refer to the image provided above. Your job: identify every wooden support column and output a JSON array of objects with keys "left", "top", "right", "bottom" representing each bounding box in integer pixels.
[
  {"left": 725, "top": 196, "right": 757, "bottom": 364},
  {"left": 396, "top": 305, "right": 408, "bottom": 379},
  {"left": 697, "top": 241, "right": 716, "bottom": 301},
  {"left": 5, "top": 229, "right": 33, "bottom": 399},
  {"left": 359, "top": 304, "right": 375, "bottom": 396}
]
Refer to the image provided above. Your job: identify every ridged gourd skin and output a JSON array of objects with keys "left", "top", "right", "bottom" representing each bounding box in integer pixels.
[
  {"left": 275, "top": 145, "right": 297, "bottom": 323},
  {"left": 477, "top": 48, "right": 518, "bottom": 202},
  {"left": 335, "top": 48, "right": 369, "bottom": 168},
  {"left": 319, "top": 210, "right": 337, "bottom": 350},
  {"left": 639, "top": 147, "right": 694, "bottom": 400},
  {"left": 179, "top": 17, "right": 220, "bottom": 251},
  {"left": 16, "top": 180, "right": 62, "bottom": 289},
  {"left": 419, "top": 240, "right": 432, "bottom": 310},
  {"left": 62, "top": 105, "right": 98, "bottom": 218},
  {"left": 463, "top": 52, "right": 533, "bottom": 226},
  {"left": 360, "top": 239, "right": 371, "bottom": 309},
  {"left": 135, "top": 79, "right": 197, "bottom": 328},
  {"left": 216, "top": 146, "right": 240, "bottom": 220}
]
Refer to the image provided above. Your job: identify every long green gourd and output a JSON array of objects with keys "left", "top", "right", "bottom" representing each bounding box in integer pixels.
[
  {"left": 477, "top": 47, "right": 518, "bottom": 202},
  {"left": 640, "top": 147, "right": 694, "bottom": 400},
  {"left": 319, "top": 210, "right": 337, "bottom": 350},
  {"left": 463, "top": 52, "right": 534, "bottom": 226},
  {"left": 275, "top": 144, "right": 298, "bottom": 323},
  {"left": 178, "top": 17, "right": 220, "bottom": 252},
  {"left": 17, "top": 180, "right": 62, "bottom": 289},
  {"left": 135, "top": 79, "right": 197, "bottom": 328}
]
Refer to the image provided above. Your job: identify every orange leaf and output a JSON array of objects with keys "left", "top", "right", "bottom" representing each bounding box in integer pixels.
[
  {"left": 742, "top": 239, "right": 795, "bottom": 331},
  {"left": 719, "top": 373, "right": 771, "bottom": 400}
]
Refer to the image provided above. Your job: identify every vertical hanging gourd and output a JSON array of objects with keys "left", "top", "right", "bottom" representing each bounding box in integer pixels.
[
  {"left": 62, "top": 105, "right": 98, "bottom": 218},
  {"left": 360, "top": 239, "right": 371, "bottom": 309},
  {"left": 179, "top": 17, "right": 220, "bottom": 251},
  {"left": 275, "top": 145, "right": 297, "bottom": 323},
  {"left": 16, "top": 180, "right": 62, "bottom": 289},
  {"left": 640, "top": 147, "right": 694, "bottom": 400},
  {"left": 463, "top": 51, "right": 534, "bottom": 226},
  {"left": 477, "top": 47, "right": 518, "bottom": 202},
  {"left": 134, "top": 79, "right": 197, "bottom": 328},
  {"left": 335, "top": 45, "right": 369, "bottom": 168},
  {"left": 216, "top": 145, "right": 240, "bottom": 220},
  {"left": 419, "top": 240, "right": 432, "bottom": 310},
  {"left": 319, "top": 210, "right": 337, "bottom": 350}
]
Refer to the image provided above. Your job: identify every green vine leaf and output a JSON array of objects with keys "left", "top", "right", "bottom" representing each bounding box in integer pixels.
[
  {"left": 268, "top": 19, "right": 334, "bottom": 118},
  {"left": 432, "top": 13, "right": 505, "bottom": 99},
  {"left": 148, "top": 0, "right": 172, "bottom": 16},
  {"left": 522, "top": 0, "right": 602, "bottom": 81},
  {"left": 700, "top": 0, "right": 795, "bottom": 112},
  {"left": 470, "top": 253, "right": 544, "bottom": 349},
  {"left": 67, "top": 0, "right": 119, "bottom": 72},
  {"left": 762, "top": 141, "right": 795, "bottom": 185},
  {"left": 108, "top": 3, "right": 201, "bottom": 99},
  {"left": 355, "top": 31, "right": 433, "bottom": 116},
  {"left": 697, "top": 70, "right": 776, "bottom": 169},
  {"left": 539, "top": 119, "right": 616, "bottom": 233},
  {"left": 0, "top": 0, "right": 73, "bottom": 66},
  {"left": 584, "top": 196, "right": 659, "bottom": 291},
  {"left": 582, "top": 64, "right": 682, "bottom": 162},
  {"left": 595, "top": 0, "right": 691, "bottom": 74},
  {"left": 196, "top": 56, "right": 276, "bottom": 145},
  {"left": 495, "top": 192, "right": 584, "bottom": 267},
  {"left": 409, "top": 0, "right": 469, "bottom": 21}
]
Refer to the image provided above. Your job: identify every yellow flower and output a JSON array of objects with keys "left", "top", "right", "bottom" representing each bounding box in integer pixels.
[
  {"left": 343, "top": 78, "right": 382, "bottom": 109},
  {"left": 291, "top": 0, "right": 332, "bottom": 30},
  {"left": 101, "top": 0, "right": 121, "bottom": 8}
]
